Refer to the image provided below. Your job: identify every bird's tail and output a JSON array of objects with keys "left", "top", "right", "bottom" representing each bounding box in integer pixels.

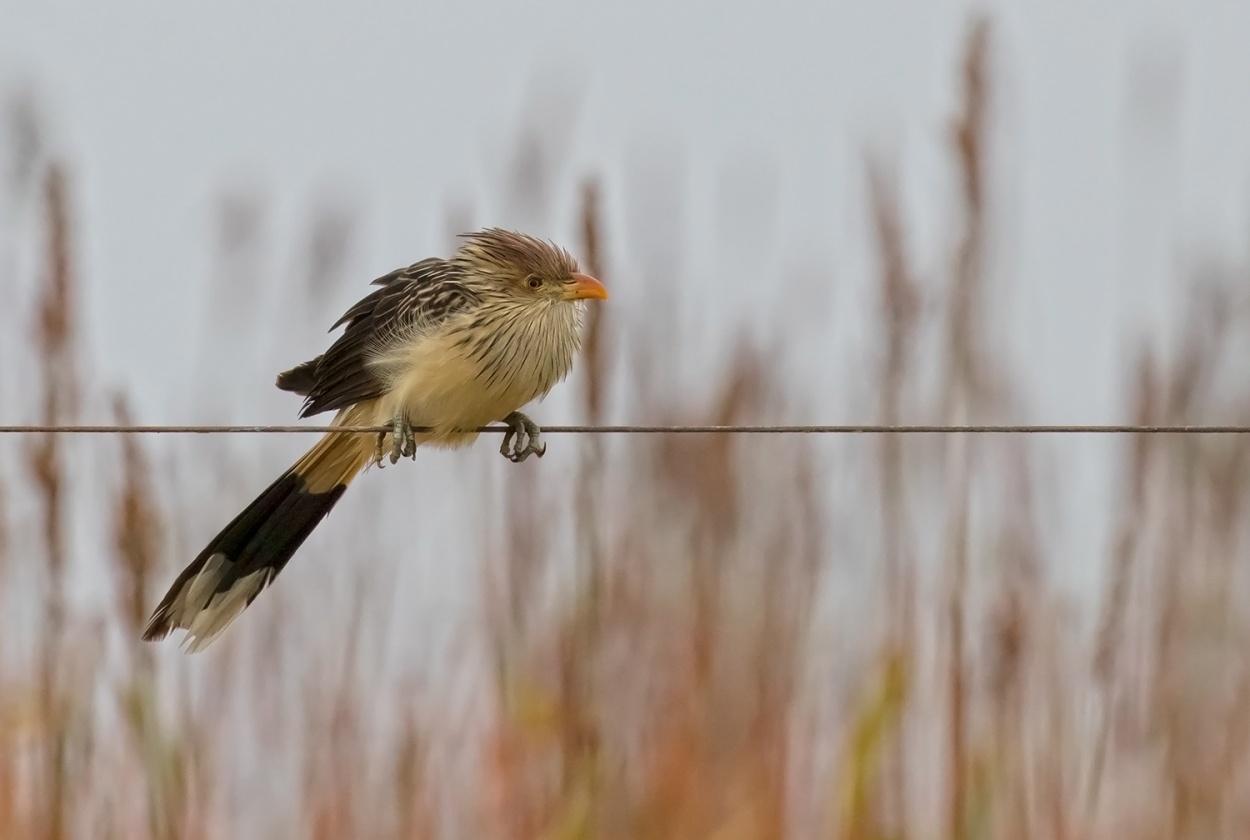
[{"left": 142, "top": 409, "right": 375, "bottom": 652}]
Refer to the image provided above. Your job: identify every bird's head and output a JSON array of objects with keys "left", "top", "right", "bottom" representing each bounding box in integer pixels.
[{"left": 453, "top": 228, "right": 609, "bottom": 305}]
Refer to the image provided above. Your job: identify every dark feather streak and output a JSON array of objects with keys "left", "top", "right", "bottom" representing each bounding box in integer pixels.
[{"left": 276, "top": 258, "right": 479, "bottom": 417}]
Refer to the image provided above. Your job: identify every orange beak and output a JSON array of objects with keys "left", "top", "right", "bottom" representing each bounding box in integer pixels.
[{"left": 564, "top": 272, "right": 609, "bottom": 301}]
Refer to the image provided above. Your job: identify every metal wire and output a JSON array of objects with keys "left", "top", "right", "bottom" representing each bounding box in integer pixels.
[{"left": 0, "top": 423, "right": 1247, "bottom": 435}]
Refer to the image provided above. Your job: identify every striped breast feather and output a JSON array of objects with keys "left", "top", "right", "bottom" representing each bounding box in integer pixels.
[{"left": 290, "top": 258, "right": 481, "bottom": 418}]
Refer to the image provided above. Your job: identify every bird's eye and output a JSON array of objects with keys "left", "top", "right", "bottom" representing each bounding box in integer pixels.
[{"left": 527, "top": 276, "right": 542, "bottom": 290}]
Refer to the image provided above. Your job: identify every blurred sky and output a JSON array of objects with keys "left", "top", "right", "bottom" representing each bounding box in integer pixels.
[{"left": 3, "top": 0, "right": 1250, "bottom": 605}]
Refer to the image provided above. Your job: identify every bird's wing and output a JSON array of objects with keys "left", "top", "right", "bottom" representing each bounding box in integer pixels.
[{"left": 281, "top": 258, "right": 480, "bottom": 418}]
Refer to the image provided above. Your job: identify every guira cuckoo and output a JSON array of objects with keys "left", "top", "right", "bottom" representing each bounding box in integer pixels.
[{"left": 143, "top": 229, "right": 608, "bottom": 651}]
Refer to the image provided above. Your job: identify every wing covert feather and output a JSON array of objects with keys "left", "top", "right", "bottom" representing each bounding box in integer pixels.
[{"left": 282, "top": 258, "right": 479, "bottom": 418}]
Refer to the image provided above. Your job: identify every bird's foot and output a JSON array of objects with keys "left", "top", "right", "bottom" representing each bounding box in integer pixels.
[
  {"left": 500, "top": 411, "right": 546, "bottom": 463},
  {"left": 390, "top": 413, "right": 417, "bottom": 464}
]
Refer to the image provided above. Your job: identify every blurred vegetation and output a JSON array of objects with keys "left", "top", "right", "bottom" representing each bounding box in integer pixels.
[{"left": 3, "top": 15, "right": 1250, "bottom": 840}]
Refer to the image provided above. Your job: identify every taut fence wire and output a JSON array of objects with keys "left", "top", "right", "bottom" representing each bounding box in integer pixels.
[{"left": 0, "top": 424, "right": 1249, "bottom": 435}]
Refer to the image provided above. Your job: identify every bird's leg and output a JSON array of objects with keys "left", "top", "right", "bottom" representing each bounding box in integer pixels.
[
  {"left": 500, "top": 411, "right": 546, "bottom": 463},
  {"left": 389, "top": 412, "right": 417, "bottom": 464}
]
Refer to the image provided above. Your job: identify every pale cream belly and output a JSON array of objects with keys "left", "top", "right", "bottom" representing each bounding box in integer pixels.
[{"left": 368, "top": 330, "right": 558, "bottom": 450}]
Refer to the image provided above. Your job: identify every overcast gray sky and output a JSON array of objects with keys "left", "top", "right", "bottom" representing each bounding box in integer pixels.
[
  {"left": 4, "top": 0, "right": 1250, "bottom": 612},
  {"left": 6, "top": 0, "right": 1249, "bottom": 397}
]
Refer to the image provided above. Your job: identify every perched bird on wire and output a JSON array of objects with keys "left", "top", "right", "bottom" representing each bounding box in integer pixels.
[{"left": 142, "top": 228, "right": 608, "bottom": 652}]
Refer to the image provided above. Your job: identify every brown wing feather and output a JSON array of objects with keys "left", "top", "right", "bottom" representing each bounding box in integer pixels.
[
  {"left": 276, "top": 258, "right": 479, "bottom": 417},
  {"left": 275, "top": 357, "right": 319, "bottom": 395}
]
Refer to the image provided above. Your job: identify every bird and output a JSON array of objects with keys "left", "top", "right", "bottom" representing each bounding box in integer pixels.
[{"left": 142, "top": 228, "right": 609, "bottom": 652}]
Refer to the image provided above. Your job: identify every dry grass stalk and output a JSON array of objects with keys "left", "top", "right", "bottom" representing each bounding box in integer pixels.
[
  {"left": 24, "top": 161, "right": 82, "bottom": 840},
  {"left": 112, "top": 394, "right": 162, "bottom": 649},
  {"left": 867, "top": 154, "right": 919, "bottom": 839},
  {"left": 940, "top": 16, "right": 994, "bottom": 840}
]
